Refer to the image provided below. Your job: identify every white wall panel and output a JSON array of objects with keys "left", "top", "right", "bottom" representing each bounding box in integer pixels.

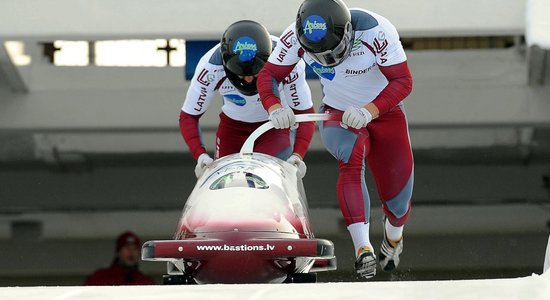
[{"left": 0, "top": 0, "right": 525, "bottom": 40}]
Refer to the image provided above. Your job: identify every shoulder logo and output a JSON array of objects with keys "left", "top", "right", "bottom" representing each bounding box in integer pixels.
[
  {"left": 303, "top": 15, "right": 327, "bottom": 42},
  {"left": 284, "top": 70, "right": 299, "bottom": 84},
  {"left": 373, "top": 31, "right": 389, "bottom": 64},
  {"left": 197, "top": 69, "right": 215, "bottom": 86},
  {"left": 281, "top": 31, "right": 297, "bottom": 48},
  {"left": 233, "top": 36, "right": 258, "bottom": 62},
  {"left": 378, "top": 31, "right": 386, "bottom": 41}
]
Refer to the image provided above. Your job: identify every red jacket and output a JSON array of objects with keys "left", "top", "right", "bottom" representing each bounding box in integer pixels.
[{"left": 84, "top": 261, "right": 156, "bottom": 286}]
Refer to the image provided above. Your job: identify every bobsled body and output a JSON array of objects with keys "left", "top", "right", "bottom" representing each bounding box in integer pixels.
[{"left": 142, "top": 152, "right": 336, "bottom": 284}]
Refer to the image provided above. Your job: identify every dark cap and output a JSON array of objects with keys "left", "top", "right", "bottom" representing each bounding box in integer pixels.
[{"left": 116, "top": 231, "right": 141, "bottom": 252}]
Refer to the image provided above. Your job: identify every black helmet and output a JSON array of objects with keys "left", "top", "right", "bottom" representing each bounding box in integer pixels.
[
  {"left": 220, "top": 20, "right": 272, "bottom": 96},
  {"left": 296, "top": 0, "right": 353, "bottom": 67}
]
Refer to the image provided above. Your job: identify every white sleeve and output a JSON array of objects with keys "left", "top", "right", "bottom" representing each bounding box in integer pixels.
[
  {"left": 267, "top": 23, "right": 303, "bottom": 67},
  {"left": 366, "top": 18, "right": 407, "bottom": 67},
  {"left": 181, "top": 53, "right": 222, "bottom": 115},
  {"left": 281, "top": 60, "right": 313, "bottom": 110}
]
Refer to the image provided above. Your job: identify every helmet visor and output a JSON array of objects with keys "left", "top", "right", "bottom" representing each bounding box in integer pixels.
[{"left": 306, "top": 22, "right": 353, "bottom": 67}]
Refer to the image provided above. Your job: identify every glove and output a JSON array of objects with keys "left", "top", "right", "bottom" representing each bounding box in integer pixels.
[
  {"left": 342, "top": 106, "right": 373, "bottom": 129},
  {"left": 287, "top": 154, "right": 307, "bottom": 178},
  {"left": 194, "top": 153, "right": 214, "bottom": 178},
  {"left": 269, "top": 107, "right": 296, "bottom": 129}
]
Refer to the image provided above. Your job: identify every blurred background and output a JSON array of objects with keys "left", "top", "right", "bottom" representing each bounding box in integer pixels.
[{"left": 0, "top": 0, "right": 549, "bottom": 285}]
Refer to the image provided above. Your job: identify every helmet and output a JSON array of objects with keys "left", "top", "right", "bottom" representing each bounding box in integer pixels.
[
  {"left": 115, "top": 231, "right": 141, "bottom": 252},
  {"left": 296, "top": 0, "right": 353, "bottom": 67},
  {"left": 220, "top": 20, "right": 272, "bottom": 96}
]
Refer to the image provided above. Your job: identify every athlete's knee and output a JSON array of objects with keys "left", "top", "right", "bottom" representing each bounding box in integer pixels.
[
  {"left": 386, "top": 199, "right": 410, "bottom": 220},
  {"left": 385, "top": 204, "right": 411, "bottom": 227},
  {"left": 384, "top": 173, "right": 413, "bottom": 219},
  {"left": 275, "top": 147, "right": 292, "bottom": 160}
]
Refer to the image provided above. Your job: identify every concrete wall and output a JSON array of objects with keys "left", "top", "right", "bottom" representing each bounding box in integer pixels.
[
  {"left": 0, "top": 0, "right": 526, "bottom": 40},
  {"left": 2, "top": 48, "right": 549, "bottom": 156}
]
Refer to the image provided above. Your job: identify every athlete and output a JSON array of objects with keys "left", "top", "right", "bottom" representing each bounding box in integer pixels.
[
  {"left": 258, "top": 0, "right": 413, "bottom": 279},
  {"left": 180, "top": 20, "right": 315, "bottom": 178}
]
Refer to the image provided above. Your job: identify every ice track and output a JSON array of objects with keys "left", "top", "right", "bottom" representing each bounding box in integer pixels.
[{"left": 1, "top": 272, "right": 549, "bottom": 300}]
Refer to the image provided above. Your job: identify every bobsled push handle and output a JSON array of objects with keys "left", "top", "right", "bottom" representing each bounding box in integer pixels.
[{"left": 240, "top": 113, "right": 331, "bottom": 155}]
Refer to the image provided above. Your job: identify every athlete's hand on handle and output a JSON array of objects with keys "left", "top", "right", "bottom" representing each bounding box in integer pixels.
[
  {"left": 269, "top": 106, "right": 296, "bottom": 129},
  {"left": 342, "top": 106, "right": 373, "bottom": 129},
  {"left": 194, "top": 153, "right": 214, "bottom": 178},
  {"left": 287, "top": 154, "right": 307, "bottom": 178}
]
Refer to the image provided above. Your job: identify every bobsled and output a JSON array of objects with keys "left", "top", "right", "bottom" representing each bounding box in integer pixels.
[{"left": 142, "top": 114, "right": 337, "bottom": 284}]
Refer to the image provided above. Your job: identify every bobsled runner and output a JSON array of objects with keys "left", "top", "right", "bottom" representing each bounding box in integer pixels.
[{"left": 142, "top": 114, "right": 337, "bottom": 284}]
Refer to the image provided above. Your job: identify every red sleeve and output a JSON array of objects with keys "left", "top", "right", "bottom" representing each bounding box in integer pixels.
[
  {"left": 292, "top": 107, "right": 316, "bottom": 159},
  {"left": 372, "top": 61, "right": 413, "bottom": 115},
  {"left": 179, "top": 111, "right": 206, "bottom": 160},
  {"left": 257, "top": 62, "right": 297, "bottom": 111}
]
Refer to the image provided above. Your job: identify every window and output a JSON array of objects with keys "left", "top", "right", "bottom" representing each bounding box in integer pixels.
[
  {"left": 4, "top": 41, "right": 31, "bottom": 66},
  {"left": 54, "top": 41, "right": 89, "bottom": 66},
  {"left": 210, "top": 172, "right": 269, "bottom": 190},
  {"left": 95, "top": 39, "right": 185, "bottom": 67},
  {"left": 45, "top": 39, "right": 185, "bottom": 67}
]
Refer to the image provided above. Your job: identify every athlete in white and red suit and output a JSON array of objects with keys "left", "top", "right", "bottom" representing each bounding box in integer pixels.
[
  {"left": 257, "top": 0, "right": 413, "bottom": 278},
  {"left": 180, "top": 21, "right": 315, "bottom": 178}
]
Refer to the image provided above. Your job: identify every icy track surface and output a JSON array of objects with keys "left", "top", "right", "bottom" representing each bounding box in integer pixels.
[{"left": 1, "top": 272, "right": 550, "bottom": 300}]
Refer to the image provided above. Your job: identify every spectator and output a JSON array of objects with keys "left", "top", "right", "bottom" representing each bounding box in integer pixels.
[{"left": 84, "top": 231, "right": 155, "bottom": 285}]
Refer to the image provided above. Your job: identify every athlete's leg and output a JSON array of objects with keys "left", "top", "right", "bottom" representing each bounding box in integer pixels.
[
  {"left": 319, "top": 108, "right": 371, "bottom": 226},
  {"left": 366, "top": 104, "right": 413, "bottom": 271},
  {"left": 319, "top": 105, "right": 376, "bottom": 278},
  {"left": 366, "top": 104, "right": 414, "bottom": 227},
  {"left": 254, "top": 128, "right": 292, "bottom": 160},
  {"left": 215, "top": 113, "right": 252, "bottom": 159}
]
